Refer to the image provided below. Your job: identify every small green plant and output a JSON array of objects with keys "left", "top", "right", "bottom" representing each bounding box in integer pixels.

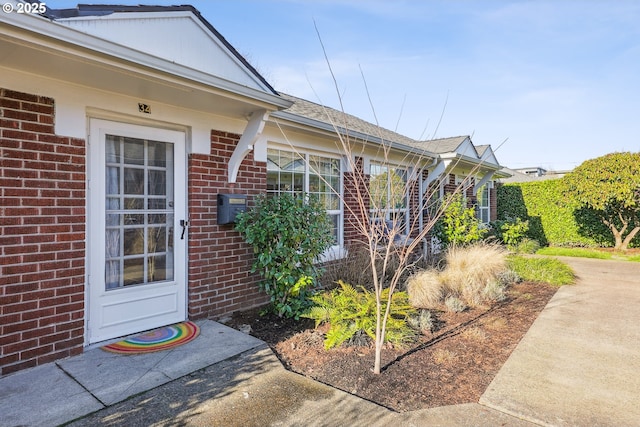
[
  {"left": 491, "top": 217, "right": 530, "bottom": 249},
  {"left": 515, "top": 238, "right": 540, "bottom": 254},
  {"left": 507, "top": 255, "right": 576, "bottom": 286},
  {"left": 502, "top": 218, "right": 529, "bottom": 248},
  {"left": 407, "top": 309, "right": 434, "bottom": 334},
  {"left": 434, "top": 193, "right": 487, "bottom": 247},
  {"left": 444, "top": 295, "right": 467, "bottom": 312},
  {"left": 483, "top": 280, "right": 508, "bottom": 303},
  {"left": 302, "top": 280, "right": 417, "bottom": 349},
  {"left": 235, "top": 193, "right": 334, "bottom": 318}
]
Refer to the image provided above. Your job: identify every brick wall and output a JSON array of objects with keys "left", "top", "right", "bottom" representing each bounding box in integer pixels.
[
  {"left": 490, "top": 187, "right": 498, "bottom": 221},
  {"left": 343, "top": 156, "right": 368, "bottom": 247},
  {"left": 187, "top": 130, "right": 268, "bottom": 320},
  {"left": 0, "top": 88, "right": 86, "bottom": 375},
  {"left": 407, "top": 170, "right": 423, "bottom": 238}
]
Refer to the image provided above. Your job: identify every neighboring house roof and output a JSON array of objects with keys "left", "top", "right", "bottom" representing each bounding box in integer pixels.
[
  {"left": 499, "top": 167, "right": 569, "bottom": 183},
  {"left": 420, "top": 136, "right": 470, "bottom": 154},
  {"left": 43, "top": 4, "right": 278, "bottom": 95}
]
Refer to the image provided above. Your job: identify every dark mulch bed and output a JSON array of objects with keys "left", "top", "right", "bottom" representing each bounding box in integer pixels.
[{"left": 224, "top": 281, "right": 557, "bottom": 412}]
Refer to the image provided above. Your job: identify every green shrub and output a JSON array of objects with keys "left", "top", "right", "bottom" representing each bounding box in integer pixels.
[
  {"left": 497, "top": 217, "right": 530, "bottom": 248},
  {"left": 235, "top": 193, "right": 334, "bottom": 318},
  {"left": 302, "top": 280, "right": 417, "bottom": 349},
  {"left": 497, "top": 180, "right": 615, "bottom": 247},
  {"left": 434, "top": 193, "right": 487, "bottom": 247},
  {"left": 507, "top": 255, "right": 575, "bottom": 286}
]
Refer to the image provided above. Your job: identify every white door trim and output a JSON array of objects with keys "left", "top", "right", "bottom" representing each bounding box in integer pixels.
[{"left": 86, "top": 118, "right": 188, "bottom": 344}]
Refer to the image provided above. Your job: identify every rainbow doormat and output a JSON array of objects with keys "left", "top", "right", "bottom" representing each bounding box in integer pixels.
[{"left": 101, "top": 321, "right": 200, "bottom": 354}]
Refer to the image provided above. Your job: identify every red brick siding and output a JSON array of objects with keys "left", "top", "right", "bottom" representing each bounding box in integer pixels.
[
  {"left": 0, "top": 88, "right": 85, "bottom": 375},
  {"left": 490, "top": 187, "right": 497, "bottom": 221},
  {"left": 407, "top": 171, "right": 422, "bottom": 238},
  {"left": 343, "top": 157, "right": 369, "bottom": 247},
  {"left": 187, "top": 130, "right": 268, "bottom": 320}
]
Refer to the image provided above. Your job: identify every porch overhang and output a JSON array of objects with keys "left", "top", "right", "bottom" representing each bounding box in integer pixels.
[{"left": 0, "top": 11, "right": 292, "bottom": 131}]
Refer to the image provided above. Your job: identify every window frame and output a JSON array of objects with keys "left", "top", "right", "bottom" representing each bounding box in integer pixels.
[
  {"left": 266, "top": 147, "right": 343, "bottom": 250},
  {"left": 368, "top": 160, "right": 409, "bottom": 230},
  {"left": 476, "top": 181, "right": 492, "bottom": 224}
]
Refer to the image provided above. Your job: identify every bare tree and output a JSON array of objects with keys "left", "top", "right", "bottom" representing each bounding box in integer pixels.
[{"left": 271, "top": 26, "right": 491, "bottom": 374}]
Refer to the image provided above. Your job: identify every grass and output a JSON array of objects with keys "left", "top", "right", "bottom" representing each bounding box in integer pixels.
[
  {"left": 536, "top": 247, "right": 611, "bottom": 259},
  {"left": 508, "top": 255, "right": 576, "bottom": 286},
  {"left": 432, "top": 348, "right": 458, "bottom": 365},
  {"left": 536, "top": 246, "right": 640, "bottom": 262}
]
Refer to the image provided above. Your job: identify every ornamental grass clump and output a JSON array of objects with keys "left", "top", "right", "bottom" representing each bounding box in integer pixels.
[
  {"left": 406, "top": 243, "right": 511, "bottom": 311},
  {"left": 406, "top": 270, "right": 443, "bottom": 309}
]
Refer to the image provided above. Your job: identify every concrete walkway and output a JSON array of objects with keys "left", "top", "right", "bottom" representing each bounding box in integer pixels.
[
  {"left": 480, "top": 257, "right": 640, "bottom": 426},
  {"left": 1, "top": 257, "right": 639, "bottom": 427}
]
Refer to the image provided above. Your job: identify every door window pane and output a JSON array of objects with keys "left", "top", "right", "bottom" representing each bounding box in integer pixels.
[
  {"left": 123, "top": 258, "right": 144, "bottom": 286},
  {"left": 124, "top": 138, "right": 144, "bottom": 165},
  {"left": 148, "top": 170, "right": 167, "bottom": 195},
  {"left": 105, "top": 135, "right": 175, "bottom": 289},
  {"left": 147, "top": 141, "right": 167, "bottom": 167},
  {"left": 124, "top": 168, "right": 144, "bottom": 194}
]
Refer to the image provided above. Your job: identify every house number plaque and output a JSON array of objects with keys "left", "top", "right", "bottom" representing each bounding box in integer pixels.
[{"left": 138, "top": 103, "right": 151, "bottom": 114}]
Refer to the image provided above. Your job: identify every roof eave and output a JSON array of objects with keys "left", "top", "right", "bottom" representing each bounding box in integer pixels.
[
  {"left": 272, "top": 110, "right": 438, "bottom": 159},
  {"left": 1, "top": 11, "right": 291, "bottom": 111}
]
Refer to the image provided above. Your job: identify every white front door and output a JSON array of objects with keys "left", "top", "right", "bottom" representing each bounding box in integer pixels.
[{"left": 87, "top": 119, "right": 187, "bottom": 344}]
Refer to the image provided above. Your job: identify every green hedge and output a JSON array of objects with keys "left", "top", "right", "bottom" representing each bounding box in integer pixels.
[{"left": 497, "top": 180, "right": 614, "bottom": 247}]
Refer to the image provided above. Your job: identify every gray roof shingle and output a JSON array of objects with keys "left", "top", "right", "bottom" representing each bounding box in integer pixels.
[{"left": 278, "top": 93, "right": 426, "bottom": 149}]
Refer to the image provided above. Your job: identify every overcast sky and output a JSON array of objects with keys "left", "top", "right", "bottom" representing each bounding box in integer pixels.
[{"left": 49, "top": 0, "right": 640, "bottom": 171}]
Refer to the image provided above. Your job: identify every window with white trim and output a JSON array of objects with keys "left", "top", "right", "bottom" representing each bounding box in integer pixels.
[
  {"left": 369, "top": 161, "right": 408, "bottom": 228},
  {"left": 267, "top": 148, "right": 341, "bottom": 244},
  {"left": 476, "top": 182, "right": 492, "bottom": 224}
]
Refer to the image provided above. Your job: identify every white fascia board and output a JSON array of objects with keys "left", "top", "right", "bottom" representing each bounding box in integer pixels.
[
  {"left": 440, "top": 152, "right": 503, "bottom": 175},
  {"left": 1, "top": 12, "right": 291, "bottom": 110}
]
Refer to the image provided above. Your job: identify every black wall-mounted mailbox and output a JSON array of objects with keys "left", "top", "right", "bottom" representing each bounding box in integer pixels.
[{"left": 217, "top": 194, "right": 247, "bottom": 225}]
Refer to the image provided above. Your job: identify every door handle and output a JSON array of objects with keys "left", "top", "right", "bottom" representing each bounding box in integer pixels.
[{"left": 180, "top": 219, "right": 189, "bottom": 240}]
